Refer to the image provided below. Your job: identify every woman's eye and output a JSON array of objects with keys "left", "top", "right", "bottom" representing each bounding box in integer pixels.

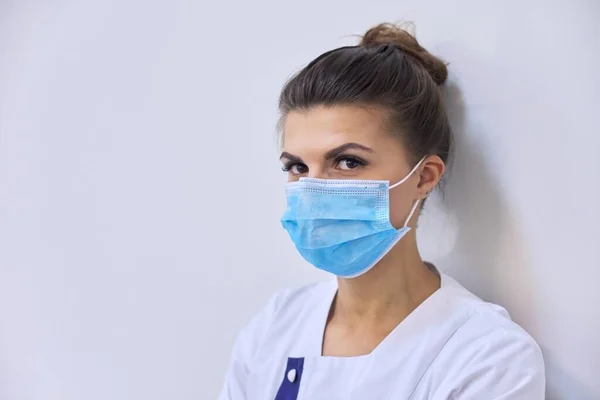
[
  {"left": 291, "top": 164, "right": 308, "bottom": 174},
  {"left": 336, "top": 158, "right": 363, "bottom": 170},
  {"left": 282, "top": 163, "right": 308, "bottom": 175}
]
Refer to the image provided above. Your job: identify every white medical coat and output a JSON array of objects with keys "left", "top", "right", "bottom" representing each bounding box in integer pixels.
[{"left": 218, "top": 274, "right": 545, "bottom": 399}]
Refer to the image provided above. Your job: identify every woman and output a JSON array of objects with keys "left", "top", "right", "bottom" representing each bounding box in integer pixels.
[{"left": 218, "top": 23, "right": 545, "bottom": 399}]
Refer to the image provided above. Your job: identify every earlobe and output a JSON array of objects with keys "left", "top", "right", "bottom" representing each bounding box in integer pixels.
[{"left": 416, "top": 187, "right": 434, "bottom": 201}]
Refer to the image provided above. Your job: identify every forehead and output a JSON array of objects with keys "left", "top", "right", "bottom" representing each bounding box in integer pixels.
[{"left": 282, "top": 105, "right": 396, "bottom": 152}]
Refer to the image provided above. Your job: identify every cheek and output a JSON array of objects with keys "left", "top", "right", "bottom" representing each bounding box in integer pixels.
[{"left": 388, "top": 188, "right": 415, "bottom": 228}]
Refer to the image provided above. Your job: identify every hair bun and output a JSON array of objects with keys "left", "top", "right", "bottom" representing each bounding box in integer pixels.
[{"left": 360, "top": 23, "right": 448, "bottom": 86}]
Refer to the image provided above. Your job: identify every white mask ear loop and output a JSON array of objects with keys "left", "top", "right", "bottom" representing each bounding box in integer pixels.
[
  {"left": 389, "top": 157, "right": 426, "bottom": 189},
  {"left": 387, "top": 157, "right": 427, "bottom": 228},
  {"left": 403, "top": 199, "right": 421, "bottom": 228}
]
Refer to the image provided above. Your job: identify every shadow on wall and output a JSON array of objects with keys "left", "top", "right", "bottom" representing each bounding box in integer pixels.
[
  {"left": 437, "top": 81, "right": 532, "bottom": 307},
  {"left": 439, "top": 79, "right": 598, "bottom": 400},
  {"left": 436, "top": 81, "right": 539, "bottom": 385}
]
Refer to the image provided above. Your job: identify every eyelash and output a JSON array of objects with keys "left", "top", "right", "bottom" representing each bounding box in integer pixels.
[
  {"left": 281, "top": 156, "right": 367, "bottom": 174},
  {"left": 281, "top": 163, "right": 307, "bottom": 174},
  {"left": 336, "top": 156, "right": 367, "bottom": 170}
]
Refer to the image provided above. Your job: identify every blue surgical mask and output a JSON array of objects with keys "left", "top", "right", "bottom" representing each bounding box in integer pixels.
[{"left": 281, "top": 158, "right": 425, "bottom": 278}]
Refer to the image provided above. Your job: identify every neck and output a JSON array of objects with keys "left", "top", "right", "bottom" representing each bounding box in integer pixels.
[{"left": 333, "top": 231, "right": 440, "bottom": 323}]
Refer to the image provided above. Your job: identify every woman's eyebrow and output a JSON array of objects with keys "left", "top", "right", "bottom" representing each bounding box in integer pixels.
[
  {"left": 324, "top": 143, "right": 374, "bottom": 160},
  {"left": 279, "top": 152, "right": 304, "bottom": 164}
]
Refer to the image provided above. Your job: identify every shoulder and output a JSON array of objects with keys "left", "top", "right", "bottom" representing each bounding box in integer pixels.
[
  {"left": 441, "top": 274, "right": 541, "bottom": 352},
  {"left": 218, "top": 282, "right": 331, "bottom": 399},
  {"left": 262, "top": 280, "right": 334, "bottom": 327},
  {"left": 429, "top": 275, "right": 545, "bottom": 399},
  {"left": 230, "top": 281, "right": 333, "bottom": 361}
]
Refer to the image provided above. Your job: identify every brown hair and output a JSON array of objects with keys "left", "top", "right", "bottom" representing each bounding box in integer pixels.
[{"left": 278, "top": 22, "right": 453, "bottom": 167}]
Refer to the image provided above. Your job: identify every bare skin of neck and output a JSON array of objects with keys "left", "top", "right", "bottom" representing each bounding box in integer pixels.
[{"left": 321, "top": 230, "right": 440, "bottom": 357}]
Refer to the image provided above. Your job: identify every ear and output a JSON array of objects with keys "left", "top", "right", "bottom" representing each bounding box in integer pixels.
[{"left": 417, "top": 155, "right": 445, "bottom": 199}]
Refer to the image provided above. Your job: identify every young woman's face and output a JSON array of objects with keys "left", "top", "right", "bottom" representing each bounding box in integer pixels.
[{"left": 280, "top": 104, "right": 436, "bottom": 229}]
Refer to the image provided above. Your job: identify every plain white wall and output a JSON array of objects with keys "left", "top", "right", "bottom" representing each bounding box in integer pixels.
[{"left": 0, "top": 0, "right": 598, "bottom": 399}]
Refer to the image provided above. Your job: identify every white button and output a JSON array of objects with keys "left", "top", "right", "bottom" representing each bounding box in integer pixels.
[{"left": 287, "top": 368, "right": 297, "bottom": 383}]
